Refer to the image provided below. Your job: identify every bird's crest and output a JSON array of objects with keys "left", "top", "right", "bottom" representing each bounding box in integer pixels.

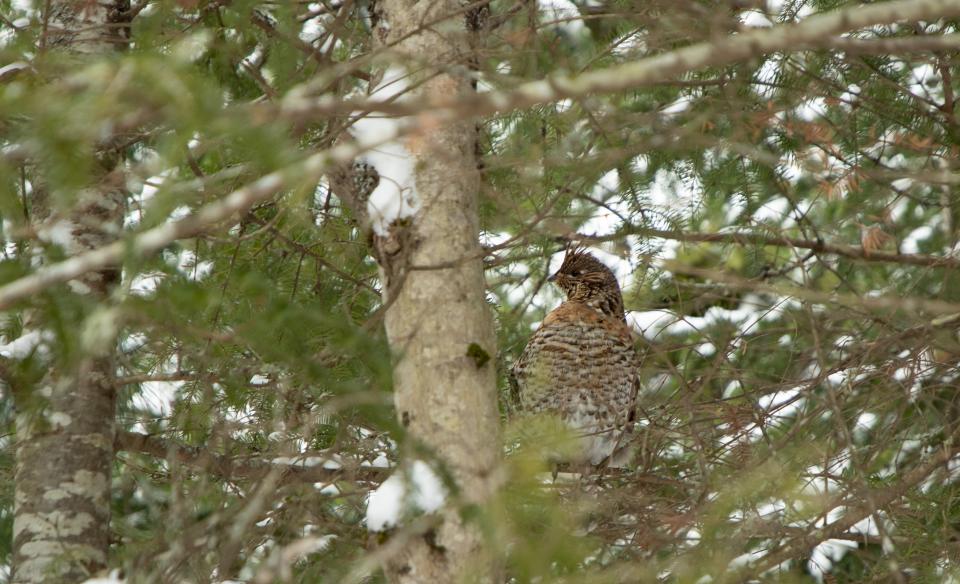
[
  {"left": 551, "top": 245, "right": 626, "bottom": 321},
  {"left": 556, "top": 245, "right": 609, "bottom": 280}
]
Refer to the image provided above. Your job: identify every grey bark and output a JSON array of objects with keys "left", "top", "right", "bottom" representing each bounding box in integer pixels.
[
  {"left": 332, "top": 1, "right": 501, "bottom": 581},
  {"left": 376, "top": 3, "right": 500, "bottom": 581},
  {"left": 11, "top": 2, "right": 129, "bottom": 582}
]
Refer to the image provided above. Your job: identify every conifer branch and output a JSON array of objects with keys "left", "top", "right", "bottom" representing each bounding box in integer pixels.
[
  {"left": 737, "top": 443, "right": 959, "bottom": 578},
  {"left": 586, "top": 228, "right": 960, "bottom": 269},
  {"left": 279, "top": 0, "right": 960, "bottom": 120},
  {"left": 0, "top": 140, "right": 386, "bottom": 309},
  {"left": 661, "top": 261, "right": 960, "bottom": 316}
]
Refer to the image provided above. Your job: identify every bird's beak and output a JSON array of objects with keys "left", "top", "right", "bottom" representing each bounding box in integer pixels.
[{"left": 547, "top": 273, "right": 557, "bottom": 282}]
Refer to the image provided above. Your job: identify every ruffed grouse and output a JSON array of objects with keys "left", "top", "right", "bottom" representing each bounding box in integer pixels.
[{"left": 511, "top": 248, "right": 640, "bottom": 467}]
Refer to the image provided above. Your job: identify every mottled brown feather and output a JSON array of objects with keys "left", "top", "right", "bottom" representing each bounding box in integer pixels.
[{"left": 512, "top": 250, "right": 641, "bottom": 466}]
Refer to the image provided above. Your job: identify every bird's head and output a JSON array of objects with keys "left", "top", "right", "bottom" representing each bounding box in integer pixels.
[{"left": 549, "top": 247, "right": 625, "bottom": 320}]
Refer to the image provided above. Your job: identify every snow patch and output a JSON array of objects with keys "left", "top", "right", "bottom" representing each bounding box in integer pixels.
[
  {"left": 40, "top": 220, "right": 77, "bottom": 250},
  {"left": 753, "top": 196, "right": 790, "bottom": 222},
  {"left": 808, "top": 538, "right": 858, "bottom": 581},
  {"left": 48, "top": 412, "right": 72, "bottom": 429},
  {"left": 129, "top": 272, "right": 163, "bottom": 296},
  {"left": 796, "top": 97, "right": 827, "bottom": 121},
  {"left": 0, "top": 330, "right": 51, "bottom": 359},
  {"left": 81, "top": 571, "right": 125, "bottom": 584},
  {"left": 579, "top": 170, "right": 625, "bottom": 236},
  {"left": 853, "top": 412, "right": 878, "bottom": 441},
  {"left": 169, "top": 205, "right": 191, "bottom": 221},
  {"left": 661, "top": 95, "right": 693, "bottom": 117},
  {"left": 362, "top": 452, "right": 391, "bottom": 468},
  {"left": 318, "top": 483, "right": 340, "bottom": 496},
  {"left": 172, "top": 30, "right": 212, "bottom": 63},
  {"left": 538, "top": 0, "right": 585, "bottom": 35},
  {"left": 175, "top": 249, "right": 213, "bottom": 280},
  {"left": 132, "top": 381, "right": 180, "bottom": 416},
  {"left": 908, "top": 63, "right": 940, "bottom": 100},
  {"left": 740, "top": 10, "right": 772, "bottom": 28},
  {"left": 272, "top": 455, "right": 343, "bottom": 470},
  {"left": 365, "top": 460, "right": 447, "bottom": 531},
  {"left": 902, "top": 225, "right": 933, "bottom": 254},
  {"left": 753, "top": 55, "right": 781, "bottom": 98},
  {"left": 724, "top": 197, "right": 747, "bottom": 224},
  {"left": 611, "top": 30, "right": 645, "bottom": 57},
  {"left": 350, "top": 67, "right": 420, "bottom": 235}
]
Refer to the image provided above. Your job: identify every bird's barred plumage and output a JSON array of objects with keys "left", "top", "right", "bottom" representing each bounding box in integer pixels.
[{"left": 511, "top": 248, "right": 640, "bottom": 466}]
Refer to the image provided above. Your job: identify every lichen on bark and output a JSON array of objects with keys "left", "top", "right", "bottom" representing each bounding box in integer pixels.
[{"left": 9, "top": 2, "right": 130, "bottom": 583}]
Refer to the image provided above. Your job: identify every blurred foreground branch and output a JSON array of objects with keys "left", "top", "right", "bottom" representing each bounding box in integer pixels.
[
  {"left": 2, "top": 0, "right": 957, "bottom": 309},
  {"left": 116, "top": 431, "right": 386, "bottom": 484}
]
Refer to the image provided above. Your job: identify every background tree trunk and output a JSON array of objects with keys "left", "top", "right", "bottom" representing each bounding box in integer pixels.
[
  {"left": 11, "top": 2, "right": 129, "bottom": 582},
  {"left": 372, "top": 1, "right": 501, "bottom": 581}
]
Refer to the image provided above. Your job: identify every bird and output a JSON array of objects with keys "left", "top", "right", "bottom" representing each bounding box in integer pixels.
[{"left": 510, "top": 246, "right": 641, "bottom": 468}]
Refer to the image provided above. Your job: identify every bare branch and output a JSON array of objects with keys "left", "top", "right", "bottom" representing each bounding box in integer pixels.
[
  {"left": 116, "top": 372, "right": 196, "bottom": 386},
  {"left": 821, "top": 32, "right": 960, "bottom": 54}
]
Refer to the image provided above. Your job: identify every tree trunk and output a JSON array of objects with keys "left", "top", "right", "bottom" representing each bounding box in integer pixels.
[
  {"left": 11, "top": 2, "right": 129, "bottom": 582},
  {"left": 372, "top": 1, "right": 500, "bottom": 582}
]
